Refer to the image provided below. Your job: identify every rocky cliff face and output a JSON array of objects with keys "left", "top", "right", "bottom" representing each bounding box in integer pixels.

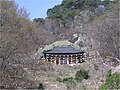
[{"left": 40, "top": 3, "right": 119, "bottom": 58}]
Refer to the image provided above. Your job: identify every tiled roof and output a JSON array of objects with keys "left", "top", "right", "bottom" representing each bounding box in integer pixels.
[{"left": 44, "top": 46, "right": 82, "bottom": 54}]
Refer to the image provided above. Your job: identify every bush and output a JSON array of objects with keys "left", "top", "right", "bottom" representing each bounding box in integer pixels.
[
  {"left": 62, "top": 77, "right": 76, "bottom": 90},
  {"left": 62, "top": 77, "right": 73, "bottom": 82},
  {"left": 38, "top": 83, "right": 44, "bottom": 90},
  {"left": 99, "top": 70, "right": 120, "bottom": 90},
  {"left": 75, "top": 69, "right": 89, "bottom": 82},
  {"left": 56, "top": 77, "right": 62, "bottom": 82}
]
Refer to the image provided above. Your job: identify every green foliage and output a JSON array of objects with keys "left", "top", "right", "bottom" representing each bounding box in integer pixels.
[
  {"left": 47, "top": 5, "right": 62, "bottom": 19},
  {"left": 62, "top": 77, "right": 74, "bottom": 82},
  {"left": 75, "top": 69, "right": 89, "bottom": 82},
  {"left": 47, "top": 0, "right": 118, "bottom": 22},
  {"left": 62, "top": 77, "right": 76, "bottom": 90},
  {"left": 56, "top": 77, "right": 62, "bottom": 82},
  {"left": 61, "top": 0, "right": 74, "bottom": 8},
  {"left": 38, "top": 83, "right": 44, "bottom": 90},
  {"left": 33, "top": 18, "right": 45, "bottom": 23},
  {"left": 56, "top": 77, "right": 76, "bottom": 89},
  {"left": 99, "top": 70, "right": 120, "bottom": 90},
  {"left": 58, "top": 73, "right": 89, "bottom": 89}
]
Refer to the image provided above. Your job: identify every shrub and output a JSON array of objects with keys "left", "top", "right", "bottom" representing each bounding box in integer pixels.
[
  {"left": 56, "top": 77, "right": 62, "bottom": 82},
  {"left": 62, "top": 77, "right": 76, "bottom": 90},
  {"left": 38, "top": 83, "right": 44, "bottom": 90},
  {"left": 75, "top": 69, "right": 89, "bottom": 82},
  {"left": 99, "top": 70, "right": 120, "bottom": 90},
  {"left": 62, "top": 77, "right": 73, "bottom": 82}
]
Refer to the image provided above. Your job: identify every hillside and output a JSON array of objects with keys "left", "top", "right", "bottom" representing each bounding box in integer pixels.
[
  {"left": 0, "top": 0, "right": 119, "bottom": 89},
  {"left": 34, "top": 0, "right": 119, "bottom": 58}
]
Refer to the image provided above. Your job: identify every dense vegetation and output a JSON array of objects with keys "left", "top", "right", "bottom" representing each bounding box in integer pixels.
[
  {"left": 56, "top": 69, "right": 89, "bottom": 89},
  {"left": 47, "top": 0, "right": 118, "bottom": 21},
  {"left": 75, "top": 69, "right": 89, "bottom": 82},
  {"left": 99, "top": 71, "right": 120, "bottom": 90}
]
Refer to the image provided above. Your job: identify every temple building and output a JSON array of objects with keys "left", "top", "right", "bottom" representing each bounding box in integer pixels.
[
  {"left": 35, "top": 40, "right": 87, "bottom": 65},
  {"left": 43, "top": 46, "right": 86, "bottom": 65}
]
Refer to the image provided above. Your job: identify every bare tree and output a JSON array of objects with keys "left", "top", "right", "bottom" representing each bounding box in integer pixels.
[{"left": 0, "top": 0, "right": 36, "bottom": 70}]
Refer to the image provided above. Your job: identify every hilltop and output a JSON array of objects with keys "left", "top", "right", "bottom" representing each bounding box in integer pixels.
[{"left": 0, "top": 0, "right": 119, "bottom": 89}]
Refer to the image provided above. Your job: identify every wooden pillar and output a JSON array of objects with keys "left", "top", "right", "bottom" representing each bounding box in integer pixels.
[
  {"left": 83, "top": 53, "right": 87, "bottom": 61},
  {"left": 80, "top": 54, "right": 82, "bottom": 63},
  {"left": 51, "top": 55, "right": 53, "bottom": 63},
  {"left": 76, "top": 55, "right": 78, "bottom": 64},
  {"left": 46, "top": 56, "right": 49, "bottom": 61},
  {"left": 62, "top": 55, "right": 65, "bottom": 64},
  {"left": 46, "top": 54, "right": 49, "bottom": 61},
  {"left": 54, "top": 55, "right": 57, "bottom": 64},
  {"left": 59, "top": 55, "right": 61, "bottom": 65},
  {"left": 67, "top": 55, "right": 69, "bottom": 64},
  {"left": 46, "top": 57, "right": 49, "bottom": 61},
  {"left": 70, "top": 55, "right": 73, "bottom": 64}
]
